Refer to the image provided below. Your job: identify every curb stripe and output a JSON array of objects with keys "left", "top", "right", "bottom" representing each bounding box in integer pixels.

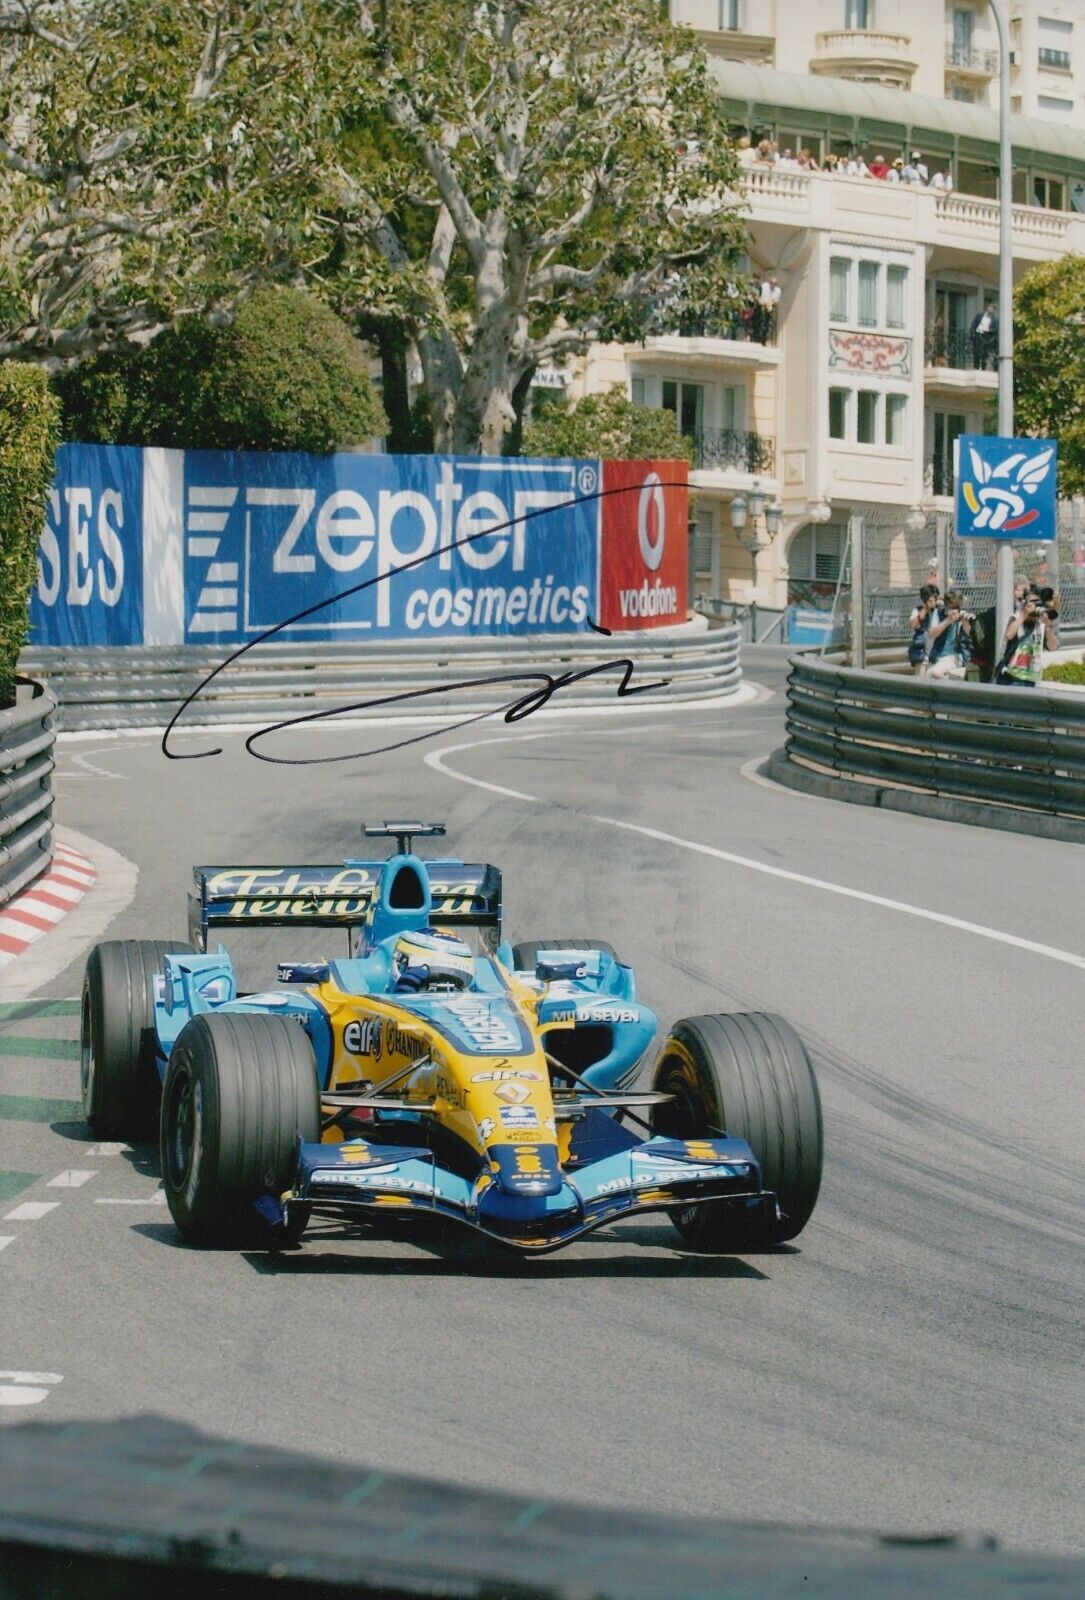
[
  {"left": 0, "top": 1001, "right": 80, "bottom": 1020},
  {"left": 0, "top": 1172, "right": 39, "bottom": 1203},
  {"left": 0, "top": 1095, "right": 82, "bottom": 1123},
  {"left": 0, "top": 1036, "right": 81, "bottom": 1061},
  {"left": 0, "top": 846, "right": 95, "bottom": 969}
]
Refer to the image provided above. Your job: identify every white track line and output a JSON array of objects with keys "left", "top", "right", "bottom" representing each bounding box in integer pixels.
[
  {"left": 0, "top": 1372, "right": 63, "bottom": 1408},
  {"left": 47, "top": 1170, "right": 97, "bottom": 1188},
  {"left": 0, "top": 1238, "right": 14, "bottom": 1254},
  {"left": 425, "top": 732, "right": 1085, "bottom": 974},
  {"left": 3, "top": 1202, "right": 59, "bottom": 1222}
]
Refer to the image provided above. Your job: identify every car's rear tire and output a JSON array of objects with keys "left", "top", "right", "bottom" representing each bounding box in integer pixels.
[
  {"left": 81, "top": 940, "right": 193, "bottom": 1138},
  {"left": 160, "top": 1012, "right": 319, "bottom": 1247},
  {"left": 511, "top": 937, "right": 618, "bottom": 970},
  {"left": 651, "top": 1013, "right": 822, "bottom": 1249}
]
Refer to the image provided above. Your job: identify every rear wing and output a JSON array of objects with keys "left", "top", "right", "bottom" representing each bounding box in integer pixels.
[{"left": 187, "top": 861, "right": 502, "bottom": 953}]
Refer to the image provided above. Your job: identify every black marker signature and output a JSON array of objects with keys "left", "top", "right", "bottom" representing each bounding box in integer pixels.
[{"left": 161, "top": 477, "right": 685, "bottom": 764}]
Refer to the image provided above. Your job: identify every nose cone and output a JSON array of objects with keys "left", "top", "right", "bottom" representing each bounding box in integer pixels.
[{"left": 489, "top": 1142, "right": 564, "bottom": 1198}]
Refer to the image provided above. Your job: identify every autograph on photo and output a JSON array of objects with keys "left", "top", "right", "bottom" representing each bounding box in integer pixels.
[{"left": 161, "top": 479, "right": 684, "bottom": 765}]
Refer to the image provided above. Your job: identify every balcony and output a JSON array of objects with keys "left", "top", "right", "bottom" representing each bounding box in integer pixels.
[
  {"left": 689, "top": 428, "right": 775, "bottom": 476},
  {"left": 924, "top": 456, "right": 955, "bottom": 500},
  {"left": 924, "top": 327, "right": 998, "bottom": 381},
  {"left": 934, "top": 190, "right": 1072, "bottom": 250},
  {"left": 945, "top": 41, "right": 998, "bottom": 78},
  {"left": 810, "top": 29, "right": 918, "bottom": 89}
]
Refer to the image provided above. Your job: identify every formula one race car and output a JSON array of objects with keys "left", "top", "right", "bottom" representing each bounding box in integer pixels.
[{"left": 80, "top": 824, "right": 822, "bottom": 1254}]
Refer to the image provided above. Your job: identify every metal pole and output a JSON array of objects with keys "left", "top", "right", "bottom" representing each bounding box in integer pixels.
[
  {"left": 991, "top": 0, "right": 1015, "bottom": 647},
  {"left": 849, "top": 512, "right": 866, "bottom": 670}
]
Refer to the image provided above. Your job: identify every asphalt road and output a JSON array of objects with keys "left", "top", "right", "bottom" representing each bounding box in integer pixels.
[{"left": 2, "top": 647, "right": 1082, "bottom": 1554}]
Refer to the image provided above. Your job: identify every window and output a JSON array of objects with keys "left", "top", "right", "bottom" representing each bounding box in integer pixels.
[
  {"left": 886, "top": 265, "right": 908, "bottom": 329},
  {"left": 1038, "top": 16, "right": 1072, "bottom": 69},
  {"left": 661, "top": 379, "right": 704, "bottom": 438},
  {"left": 1036, "top": 96, "right": 1074, "bottom": 116},
  {"left": 845, "top": 0, "right": 871, "bottom": 28},
  {"left": 693, "top": 509, "right": 716, "bottom": 581},
  {"left": 1032, "top": 173, "right": 1066, "bottom": 209},
  {"left": 829, "top": 388, "right": 850, "bottom": 440},
  {"left": 951, "top": 7, "right": 974, "bottom": 54},
  {"left": 857, "top": 390, "right": 878, "bottom": 444},
  {"left": 630, "top": 376, "right": 646, "bottom": 406},
  {"left": 886, "top": 393, "right": 908, "bottom": 447},
  {"left": 830, "top": 257, "right": 850, "bottom": 322},
  {"left": 788, "top": 524, "right": 844, "bottom": 583},
  {"left": 718, "top": 0, "right": 741, "bottom": 27},
  {"left": 857, "top": 261, "right": 879, "bottom": 327}
]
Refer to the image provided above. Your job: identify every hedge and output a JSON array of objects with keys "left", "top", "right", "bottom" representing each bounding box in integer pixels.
[
  {"left": 0, "top": 366, "right": 60, "bottom": 707},
  {"left": 54, "top": 287, "right": 386, "bottom": 455}
]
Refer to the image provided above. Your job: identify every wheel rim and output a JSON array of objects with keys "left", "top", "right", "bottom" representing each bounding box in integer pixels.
[
  {"left": 80, "top": 988, "right": 94, "bottom": 1109},
  {"left": 164, "top": 1068, "right": 202, "bottom": 1196}
]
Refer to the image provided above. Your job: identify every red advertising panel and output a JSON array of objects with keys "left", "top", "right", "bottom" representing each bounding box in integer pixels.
[{"left": 598, "top": 459, "right": 689, "bottom": 632}]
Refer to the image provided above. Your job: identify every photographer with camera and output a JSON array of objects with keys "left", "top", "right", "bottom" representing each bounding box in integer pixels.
[
  {"left": 907, "top": 583, "right": 940, "bottom": 673},
  {"left": 927, "top": 590, "right": 973, "bottom": 679},
  {"left": 996, "top": 589, "right": 1058, "bottom": 687}
]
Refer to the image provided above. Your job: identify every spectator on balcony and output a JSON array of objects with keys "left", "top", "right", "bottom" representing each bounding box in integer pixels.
[
  {"left": 753, "top": 276, "right": 781, "bottom": 344},
  {"left": 931, "top": 167, "right": 954, "bottom": 193},
  {"left": 911, "top": 151, "right": 929, "bottom": 184},
  {"left": 867, "top": 154, "right": 891, "bottom": 180},
  {"left": 735, "top": 136, "right": 757, "bottom": 167},
  {"left": 777, "top": 147, "right": 800, "bottom": 171},
  {"left": 886, "top": 157, "right": 905, "bottom": 184},
  {"left": 798, "top": 148, "right": 820, "bottom": 172},
  {"left": 843, "top": 153, "right": 868, "bottom": 177},
  {"left": 823, "top": 153, "right": 841, "bottom": 175},
  {"left": 901, "top": 156, "right": 924, "bottom": 185},
  {"left": 753, "top": 139, "right": 776, "bottom": 168},
  {"left": 970, "top": 302, "right": 998, "bottom": 370}
]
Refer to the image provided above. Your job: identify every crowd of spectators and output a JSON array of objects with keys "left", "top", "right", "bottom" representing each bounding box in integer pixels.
[{"left": 735, "top": 136, "right": 954, "bottom": 192}]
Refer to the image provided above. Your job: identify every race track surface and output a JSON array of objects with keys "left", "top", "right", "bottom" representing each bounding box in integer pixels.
[{"left": 2, "top": 649, "right": 1082, "bottom": 1554}]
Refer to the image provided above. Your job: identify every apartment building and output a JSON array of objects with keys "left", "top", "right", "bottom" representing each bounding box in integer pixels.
[{"left": 567, "top": 2, "right": 1085, "bottom": 612}]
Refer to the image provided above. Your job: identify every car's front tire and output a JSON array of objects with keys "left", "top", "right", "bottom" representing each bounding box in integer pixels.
[
  {"left": 81, "top": 939, "right": 193, "bottom": 1138},
  {"left": 160, "top": 1012, "right": 319, "bottom": 1246},
  {"left": 651, "top": 1012, "right": 822, "bottom": 1250}
]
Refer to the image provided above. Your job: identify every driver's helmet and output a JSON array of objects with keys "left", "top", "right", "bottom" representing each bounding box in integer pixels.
[{"left": 392, "top": 929, "right": 473, "bottom": 993}]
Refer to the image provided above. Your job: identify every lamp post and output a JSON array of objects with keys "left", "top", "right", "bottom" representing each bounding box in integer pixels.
[
  {"left": 989, "top": 0, "right": 1015, "bottom": 647},
  {"left": 729, "top": 481, "right": 782, "bottom": 642}
]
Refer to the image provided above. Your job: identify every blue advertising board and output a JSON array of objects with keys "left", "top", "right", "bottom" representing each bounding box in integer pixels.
[
  {"left": 182, "top": 452, "right": 600, "bottom": 643},
  {"left": 28, "top": 444, "right": 144, "bottom": 646},
  {"left": 954, "top": 434, "right": 1057, "bottom": 541}
]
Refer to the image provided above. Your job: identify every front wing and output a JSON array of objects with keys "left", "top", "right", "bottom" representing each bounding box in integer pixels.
[{"left": 276, "top": 1135, "right": 776, "bottom": 1253}]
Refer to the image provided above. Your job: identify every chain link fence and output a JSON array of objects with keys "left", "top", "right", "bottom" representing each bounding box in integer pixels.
[{"left": 817, "top": 500, "right": 1085, "bottom": 649}]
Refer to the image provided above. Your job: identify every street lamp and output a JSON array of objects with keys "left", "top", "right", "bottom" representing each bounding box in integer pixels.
[
  {"left": 988, "top": 0, "right": 1015, "bottom": 647},
  {"left": 729, "top": 482, "right": 782, "bottom": 639}
]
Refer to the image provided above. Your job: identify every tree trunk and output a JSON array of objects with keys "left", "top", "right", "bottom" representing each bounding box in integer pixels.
[{"left": 360, "top": 319, "right": 414, "bottom": 453}]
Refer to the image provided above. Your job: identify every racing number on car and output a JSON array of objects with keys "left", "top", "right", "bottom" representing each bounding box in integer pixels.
[{"left": 514, "top": 1146, "right": 544, "bottom": 1176}]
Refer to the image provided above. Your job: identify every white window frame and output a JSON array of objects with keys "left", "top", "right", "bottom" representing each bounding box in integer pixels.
[
  {"left": 628, "top": 370, "right": 747, "bottom": 433},
  {"left": 827, "top": 247, "right": 913, "bottom": 337},
  {"left": 827, "top": 384, "right": 910, "bottom": 451},
  {"left": 717, "top": 0, "right": 742, "bottom": 30}
]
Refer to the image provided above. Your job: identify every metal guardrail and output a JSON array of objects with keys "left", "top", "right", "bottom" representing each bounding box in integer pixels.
[
  {"left": 20, "top": 627, "right": 742, "bottom": 732},
  {"left": 783, "top": 657, "right": 1085, "bottom": 822},
  {"left": 0, "top": 682, "right": 55, "bottom": 906}
]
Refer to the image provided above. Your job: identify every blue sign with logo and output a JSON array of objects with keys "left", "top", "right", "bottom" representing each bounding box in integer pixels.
[
  {"left": 28, "top": 444, "right": 143, "bottom": 646},
  {"left": 955, "top": 434, "right": 1057, "bottom": 541},
  {"left": 182, "top": 452, "right": 600, "bottom": 643}
]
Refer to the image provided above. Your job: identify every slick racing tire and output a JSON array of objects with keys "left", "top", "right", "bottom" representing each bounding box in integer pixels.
[
  {"left": 81, "top": 939, "right": 193, "bottom": 1139},
  {"left": 511, "top": 937, "right": 618, "bottom": 970},
  {"left": 161, "top": 1012, "right": 319, "bottom": 1247},
  {"left": 651, "top": 1013, "right": 822, "bottom": 1250}
]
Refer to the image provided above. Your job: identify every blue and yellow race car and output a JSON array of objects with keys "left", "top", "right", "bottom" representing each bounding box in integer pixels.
[{"left": 80, "top": 824, "right": 822, "bottom": 1254}]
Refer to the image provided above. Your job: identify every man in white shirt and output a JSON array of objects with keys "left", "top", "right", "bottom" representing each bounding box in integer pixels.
[
  {"left": 753, "top": 275, "right": 782, "bottom": 343},
  {"left": 910, "top": 151, "right": 929, "bottom": 185}
]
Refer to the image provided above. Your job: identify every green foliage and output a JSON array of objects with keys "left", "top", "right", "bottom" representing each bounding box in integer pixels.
[
  {"left": 1014, "top": 255, "right": 1085, "bottom": 496},
  {"left": 1044, "top": 659, "right": 1085, "bottom": 685},
  {"left": 54, "top": 288, "right": 386, "bottom": 454},
  {"left": 0, "top": 365, "right": 60, "bottom": 706},
  {"left": 522, "top": 387, "right": 694, "bottom": 463}
]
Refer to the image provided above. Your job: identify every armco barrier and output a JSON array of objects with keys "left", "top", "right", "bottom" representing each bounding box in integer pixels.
[
  {"left": 776, "top": 656, "right": 1085, "bottom": 838},
  {"left": 20, "top": 624, "right": 741, "bottom": 732},
  {"left": 0, "top": 683, "right": 55, "bottom": 905}
]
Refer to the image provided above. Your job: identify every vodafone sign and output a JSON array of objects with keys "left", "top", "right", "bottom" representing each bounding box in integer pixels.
[{"left": 598, "top": 459, "right": 689, "bottom": 632}]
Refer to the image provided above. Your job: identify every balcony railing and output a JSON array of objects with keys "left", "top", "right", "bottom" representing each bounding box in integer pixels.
[
  {"left": 924, "top": 327, "right": 998, "bottom": 372},
  {"left": 689, "top": 428, "right": 775, "bottom": 475},
  {"left": 945, "top": 42, "right": 998, "bottom": 75},
  {"left": 925, "top": 456, "right": 955, "bottom": 498},
  {"left": 651, "top": 308, "right": 777, "bottom": 346}
]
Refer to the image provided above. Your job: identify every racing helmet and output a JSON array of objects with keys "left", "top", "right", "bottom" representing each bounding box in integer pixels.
[{"left": 392, "top": 929, "right": 473, "bottom": 993}]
